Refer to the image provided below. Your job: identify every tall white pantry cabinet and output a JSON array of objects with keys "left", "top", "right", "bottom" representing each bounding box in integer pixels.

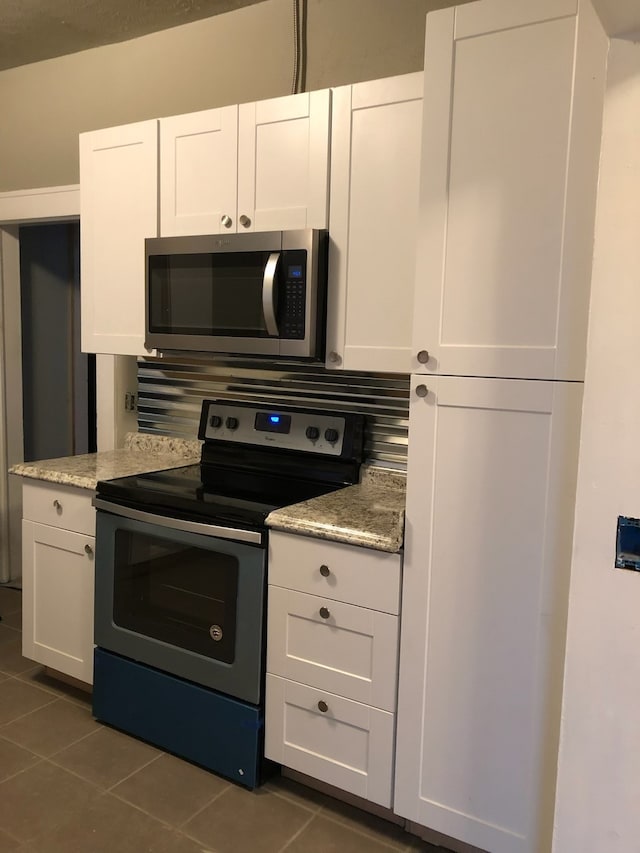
[{"left": 395, "top": 3, "right": 607, "bottom": 853}]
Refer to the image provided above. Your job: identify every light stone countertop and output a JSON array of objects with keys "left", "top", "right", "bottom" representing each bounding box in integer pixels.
[
  {"left": 10, "top": 436, "right": 406, "bottom": 552},
  {"left": 8, "top": 433, "right": 202, "bottom": 490},
  {"left": 266, "top": 467, "right": 406, "bottom": 553}
]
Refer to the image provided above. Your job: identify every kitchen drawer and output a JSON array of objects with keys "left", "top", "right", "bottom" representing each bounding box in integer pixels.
[
  {"left": 23, "top": 481, "right": 95, "bottom": 536},
  {"left": 267, "top": 586, "right": 398, "bottom": 711},
  {"left": 265, "top": 674, "right": 395, "bottom": 808},
  {"left": 268, "top": 531, "right": 401, "bottom": 613}
]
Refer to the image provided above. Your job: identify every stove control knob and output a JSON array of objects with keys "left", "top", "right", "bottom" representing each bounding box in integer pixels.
[
  {"left": 226, "top": 417, "right": 239, "bottom": 430},
  {"left": 306, "top": 426, "right": 320, "bottom": 441},
  {"left": 324, "top": 428, "right": 339, "bottom": 444},
  {"left": 210, "top": 415, "right": 222, "bottom": 428}
]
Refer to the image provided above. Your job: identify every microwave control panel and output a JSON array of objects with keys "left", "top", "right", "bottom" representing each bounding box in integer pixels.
[
  {"left": 280, "top": 250, "right": 306, "bottom": 340},
  {"left": 200, "top": 400, "right": 348, "bottom": 456}
]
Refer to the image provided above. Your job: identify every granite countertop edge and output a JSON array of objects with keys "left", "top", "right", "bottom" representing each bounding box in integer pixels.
[
  {"left": 266, "top": 470, "right": 406, "bottom": 554},
  {"left": 10, "top": 439, "right": 406, "bottom": 553},
  {"left": 9, "top": 433, "right": 202, "bottom": 491}
]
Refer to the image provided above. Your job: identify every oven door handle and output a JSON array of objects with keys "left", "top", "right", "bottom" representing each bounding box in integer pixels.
[
  {"left": 262, "top": 251, "right": 280, "bottom": 336},
  {"left": 92, "top": 498, "right": 263, "bottom": 545}
]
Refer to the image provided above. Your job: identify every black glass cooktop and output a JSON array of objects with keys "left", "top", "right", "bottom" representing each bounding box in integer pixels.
[
  {"left": 96, "top": 463, "right": 344, "bottom": 530},
  {"left": 96, "top": 400, "right": 366, "bottom": 533}
]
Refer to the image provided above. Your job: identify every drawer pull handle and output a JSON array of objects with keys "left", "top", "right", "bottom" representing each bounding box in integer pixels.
[
  {"left": 53, "top": 500, "right": 62, "bottom": 510},
  {"left": 317, "top": 700, "right": 329, "bottom": 713},
  {"left": 319, "top": 564, "right": 330, "bottom": 578},
  {"left": 319, "top": 606, "right": 331, "bottom": 620},
  {"left": 84, "top": 544, "right": 93, "bottom": 557}
]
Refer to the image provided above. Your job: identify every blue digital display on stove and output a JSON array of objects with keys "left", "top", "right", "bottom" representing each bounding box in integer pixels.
[{"left": 255, "top": 412, "right": 291, "bottom": 434}]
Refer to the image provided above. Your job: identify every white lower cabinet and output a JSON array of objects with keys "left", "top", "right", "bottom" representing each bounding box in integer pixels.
[
  {"left": 21, "top": 481, "right": 95, "bottom": 685},
  {"left": 266, "top": 674, "right": 395, "bottom": 807},
  {"left": 265, "top": 530, "right": 402, "bottom": 807},
  {"left": 394, "top": 376, "right": 584, "bottom": 853}
]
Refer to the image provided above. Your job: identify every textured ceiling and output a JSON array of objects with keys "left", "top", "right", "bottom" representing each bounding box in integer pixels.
[
  {"left": 591, "top": 0, "right": 640, "bottom": 37},
  {"left": 0, "top": 0, "right": 267, "bottom": 72}
]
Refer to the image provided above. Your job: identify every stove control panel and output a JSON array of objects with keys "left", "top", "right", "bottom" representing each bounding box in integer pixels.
[{"left": 200, "top": 401, "right": 350, "bottom": 456}]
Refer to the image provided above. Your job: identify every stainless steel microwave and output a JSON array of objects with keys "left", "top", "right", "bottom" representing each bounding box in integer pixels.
[{"left": 145, "top": 229, "right": 328, "bottom": 359}]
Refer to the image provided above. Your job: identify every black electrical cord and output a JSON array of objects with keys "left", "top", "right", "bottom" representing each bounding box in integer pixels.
[{"left": 291, "top": 0, "right": 307, "bottom": 94}]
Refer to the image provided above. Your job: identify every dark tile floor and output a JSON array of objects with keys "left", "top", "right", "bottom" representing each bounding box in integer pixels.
[{"left": 0, "top": 587, "right": 442, "bottom": 853}]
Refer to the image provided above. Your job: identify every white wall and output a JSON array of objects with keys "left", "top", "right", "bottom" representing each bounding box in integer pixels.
[
  {"left": 553, "top": 37, "right": 640, "bottom": 853},
  {"left": 0, "top": 0, "right": 459, "bottom": 192}
]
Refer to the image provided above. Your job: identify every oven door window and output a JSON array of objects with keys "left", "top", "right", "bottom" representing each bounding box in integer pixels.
[
  {"left": 112, "top": 529, "right": 238, "bottom": 664},
  {"left": 148, "top": 252, "right": 279, "bottom": 338}
]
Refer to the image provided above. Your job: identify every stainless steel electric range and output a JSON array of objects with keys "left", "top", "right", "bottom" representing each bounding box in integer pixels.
[{"left": 92, "top": 398, "right": 365, "bottom": 788}]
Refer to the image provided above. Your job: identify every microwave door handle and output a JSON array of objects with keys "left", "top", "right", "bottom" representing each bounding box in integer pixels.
[{"left": 262, "top": 252, "right": 280, "bottom": 336}]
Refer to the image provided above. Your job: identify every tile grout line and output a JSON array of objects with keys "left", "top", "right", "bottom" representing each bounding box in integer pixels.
[
  {"left": 176, "top": 781, "right": 232, "bottom": 831},
  {"left": 43, "top": 738, "right": 163, "bottom": 794},
  {"left": 276, "top": 809, "right": 317, "bottom": 853},
  {"left": 0, "top": 751, "right": 44, "bottom": 787},
  {"left": 315, "top": 807, "right": 412, "bottom": 852},
  {"left": 9, "top": 720, "right": 107, "bottom": 763},
  {"left": 104, "top": 750, "right": 165, "bottom": 793}
]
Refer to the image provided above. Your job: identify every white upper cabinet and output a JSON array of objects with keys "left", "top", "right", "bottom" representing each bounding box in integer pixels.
[
  {"left": 80, "top": 119, "right": 158, "bottom": 357},
  {"left": 411, "top": 0, "right": 608, "bottom": 379},
  {"left": 160, "top": 106, "right": 238, "bottom": 237},
  {"left": 237, "top": 90, "right": 331, "bottom": 232},
  {"left": 160, "top": 90, "right": 331, "bottom": 237},
  {"left": 326, "top": 73, "right": 423, "bottom": 373}
]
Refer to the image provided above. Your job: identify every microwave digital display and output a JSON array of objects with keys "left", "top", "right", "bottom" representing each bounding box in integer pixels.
[{"left": 288, "top": 265, "right": 303, "bottom": 279}]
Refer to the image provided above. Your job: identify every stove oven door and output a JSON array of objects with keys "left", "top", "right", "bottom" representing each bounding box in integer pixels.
[{"left": 93, "top": 504, "right": 266, "bottom": 705}]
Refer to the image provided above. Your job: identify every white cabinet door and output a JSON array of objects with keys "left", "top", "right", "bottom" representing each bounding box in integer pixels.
[
  {"left": 238, "top": 90, "right": 330, "bottom": 233},
  {"left": 160, "top": 106, "right": 238, "bottom": 236},
  {"left": 266, "top": 674, "right": 395, "bottom": 807},
  {"left": 80, "top": 119, "right": 158, "bottom": 356},
  {"left": 22, "top": 520, "right": 95, "bottom": 684},
  {"left": 411, "top": 0, "right": 607, "bottom": 379},
  {"left": 160, "top": 91, "right": 331, "bottom": 237},
  {"left": 326, "top": 73, "right": 423, "bottom": 373},
  {"left": 394, "top": 375, "right": 583, "bottom": 853},
  {"left": 267, "top": 586, "right": 399, "bottom": 711}
]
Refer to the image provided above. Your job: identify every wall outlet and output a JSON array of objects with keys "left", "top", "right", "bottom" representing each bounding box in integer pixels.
[{"left": 124, "top": 392, "right": 136, "bottom": 412}]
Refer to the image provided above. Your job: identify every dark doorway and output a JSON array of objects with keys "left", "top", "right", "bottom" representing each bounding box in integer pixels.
[{"left": 19, "top": 223, "right": 96, "bottom": 462}]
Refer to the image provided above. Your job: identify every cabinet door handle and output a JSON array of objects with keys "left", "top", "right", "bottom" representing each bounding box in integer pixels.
[
  {"left": 417, "top": 349, "right": 430, "bottom": 364},
  {"left": 221, "top": 214, "right": 233, "bottom": 229},
  {"left": 53, "top": 500, "right": 62, "bottom": 510},
  {"left": 239, "top": 214, "right": 252, "bottom": 228},
  {"left": 319, "top": 564, "right": 330, "bottom": 577},
  {"left": 84, "top": 544, "right": 93, "bottom": 557},
  {"left": 317, "top": 700, "right": 329, "bottom": 713},
  {"left": 319, "top": 606, "right": 331, "bottom": 620},
  {"left": 415, "top": 384, "right": 428, "bottom": 398},
  {"left": 327, "top": 351, "right": 341, "bottom": 364}
]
